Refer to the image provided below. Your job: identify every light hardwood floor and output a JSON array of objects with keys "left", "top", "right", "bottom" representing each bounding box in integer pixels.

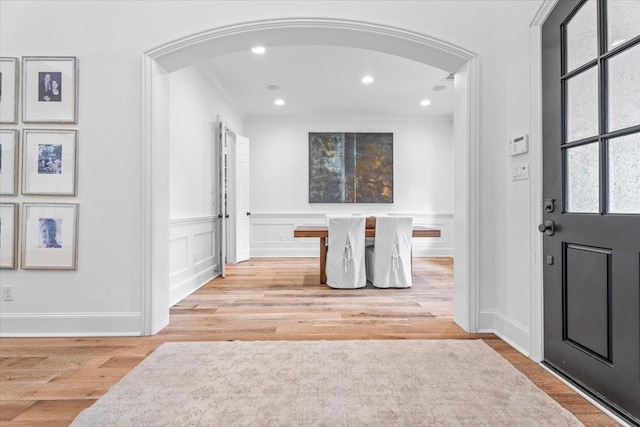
[{"left": 0, "top": 257, "right": 618, "bottom": 426}]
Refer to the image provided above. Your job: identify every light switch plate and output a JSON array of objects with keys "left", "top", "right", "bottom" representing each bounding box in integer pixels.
[{"left": 512, "top": 161, "right": 529, "bottom": 181}]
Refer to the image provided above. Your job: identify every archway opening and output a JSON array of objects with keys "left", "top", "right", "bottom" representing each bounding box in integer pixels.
[{"left": 141, "top": 18, "right": 479, "bottom": 335}]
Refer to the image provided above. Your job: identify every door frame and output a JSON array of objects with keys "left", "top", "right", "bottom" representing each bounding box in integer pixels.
[
  {"left": 529, "top": 0, "right": 560, "bottom": 364},
  {"left": 141, "top": 18, "right": 480, "bottom": 336}
]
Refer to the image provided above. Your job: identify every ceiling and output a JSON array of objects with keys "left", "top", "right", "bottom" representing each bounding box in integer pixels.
[{"left": 201, "top": 45, "right": 455, "bottom": 119}]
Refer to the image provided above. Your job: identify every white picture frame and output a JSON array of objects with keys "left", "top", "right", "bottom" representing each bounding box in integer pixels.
[
  {"left": 22, "top": 129, "right": 77, "bottom": 196},
  {"left": 22, "top": 56, "right": 78, "bottom": 123},
  {"left": 22, "top": 203, "right": 78, "bottom": 270},
  {"left": 0, "top": 203, "right": 18, "bottom": 269},
  {"left": 0, "top": 129, "right": 18, "bottom": 195},
  {"left": 0, "top": 57, "right": 19, "bottom": 124}
]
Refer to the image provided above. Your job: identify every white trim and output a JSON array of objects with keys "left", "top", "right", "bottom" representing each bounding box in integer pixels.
[
  {"left": 194, "top": 63, "right": 246, "bottom": 120},
  {"left": 170, "top": 215, "right": 216, "bottom": 226},
  {"left": 530, "top": 0, "right": 559, "bottom": 27},
  {"left": 141, "top": 53, "right": 153, "bottom": 336},
  {"left": 528, "top": 0, "right": 559, "bottom": 362},
  {"left": 466, "top": 56, "right": 480, "bottom": 333},
  {"left": 170, "top": 265, "right": 218, "bottom": 307},
  {"left": 0, "top": 312, "right": 143, "bottom": 337},
  {"left": 147, "top": 18, "right": 474, "bottom": 72},
  {"left": 529, "top": 17, "right": 544, "bottom": 363},
  {"left": 143, "top": 17, "right": 480, "bottom": 337},
  {"left": 479, "top": 310, "right": 531, "bottom": 356}
]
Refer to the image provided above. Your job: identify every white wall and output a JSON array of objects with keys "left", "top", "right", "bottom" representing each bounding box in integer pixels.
[
  {"left": 167, "top": 66, "right": 243, "bottom": 305},
  {"left": 246, "top": 116, "right": 453, "bottom": 214},
  {"left": 169, "top": 65, "right": 244, "bottom": 218},
  {"left": 0, "top": 0, "right": 542, "bottom": 352},
  {"left": 245, "top": 116, "right": 454, "bottom": 257},
  {"left": 477, "top": 2, "right": 540, "bottom": 353}
]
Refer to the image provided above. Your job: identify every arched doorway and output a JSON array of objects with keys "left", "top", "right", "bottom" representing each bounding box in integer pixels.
[{"left": 141, "top": 18, "right": 479, "bottom": 335}]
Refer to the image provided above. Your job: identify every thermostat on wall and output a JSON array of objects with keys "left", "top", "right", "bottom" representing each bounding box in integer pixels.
[{"left": 509, "top": 134, "right": 529, "bottom": 156}]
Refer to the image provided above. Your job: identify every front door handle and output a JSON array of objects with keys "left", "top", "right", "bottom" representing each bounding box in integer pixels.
[{"left": 538, "top": 220, "right": 555, "bottom": 236}]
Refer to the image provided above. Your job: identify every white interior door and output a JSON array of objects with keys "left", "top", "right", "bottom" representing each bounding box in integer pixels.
[
  {"left": 225, "top": 129, "right": 237, "bottom": 263},
  {"left": 235, "top": 135, "right": 251, "bottom": 262},
  {"left": 219, "top": 120, "right": 250, "bottom": 265}
]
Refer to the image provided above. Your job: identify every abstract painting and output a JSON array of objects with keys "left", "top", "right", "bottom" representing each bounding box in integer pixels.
[{"left": 309, "top": 132, "right": 393, "bottom": 203}]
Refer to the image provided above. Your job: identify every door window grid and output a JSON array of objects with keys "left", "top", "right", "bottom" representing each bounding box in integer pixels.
[{"left": 560, "top": 0, "right": 640, "bottom": 214}]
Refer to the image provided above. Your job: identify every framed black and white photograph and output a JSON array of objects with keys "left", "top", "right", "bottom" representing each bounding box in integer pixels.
[
  {"left": 22, "top": 129, "right": 77, "bottom": 195},
  {"left": 0, "top": 203, "right": 18, "bottom": 269},
  {"left": 22, "top": 56, "right": 78, "bottom": 123},
  {"left": 0, "top": 57, "right": 19, "bottom": 124},
  {"left": 0, "top": 129, "right": 18, "bottom": 195},
  {"left": 22, "top": 203, "right": 78, "bottom": 270}
]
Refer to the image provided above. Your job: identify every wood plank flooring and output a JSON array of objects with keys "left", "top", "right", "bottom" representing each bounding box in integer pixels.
[{"left": 0, "top": 257, "right": 619, "bottom": 426}]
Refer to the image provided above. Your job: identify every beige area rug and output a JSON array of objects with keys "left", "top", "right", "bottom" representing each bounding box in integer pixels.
[{"left": 71, "top": 340, "right": 583, "bottom": 426}]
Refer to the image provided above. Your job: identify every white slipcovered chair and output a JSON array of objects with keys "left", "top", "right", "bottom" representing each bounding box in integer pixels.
[
  {"left": 365, "top": 216, "right": 413, "bottom": 288},
  {"left": 325, "top": 216, "right": 367, "bottom": 289}
]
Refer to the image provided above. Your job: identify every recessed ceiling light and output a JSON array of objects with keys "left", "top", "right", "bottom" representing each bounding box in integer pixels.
[
  {"left": 361, "top": 75, "right": 374, "bottom": 84},
  {"left": 267, "top": 85, "right": 280, "bottom": 91},
  {"left": 251, "top": 46, "right": 266, "bottom": 54},
  {"left": 274, "top": 99, "right": 285, "bottom": 106},
  {"left": 432, "top": 85, "right": 446, "bottom": 92},
  {"left": 420, "top": 99, "right": 432, "bottom": 106}
]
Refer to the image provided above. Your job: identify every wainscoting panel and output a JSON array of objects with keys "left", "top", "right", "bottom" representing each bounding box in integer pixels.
[
  {"left": 250, "top": 213, "right": 453, "bottom": 257},
  {"left": 169, "top": 216, "right": 219, "bottom": 306}
]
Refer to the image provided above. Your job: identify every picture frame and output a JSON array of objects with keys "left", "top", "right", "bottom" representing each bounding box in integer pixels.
[
  {"left": 22, "top": 56, "right": 78, "bottom": 123},
  {"left": 0, "top": 203, "right": 18, "bottom": 269},
  {"left": 22, "top": 203, "right": 78, "bottom": 270},
  {"left": 0, "top": 57, "right": 19, "bottom": 124},
  {"left": 0, "top": 129, "right": 19, "bottom": 195},
  {"left": 22, "top": 129, "right": 77, "bottom": 196}
]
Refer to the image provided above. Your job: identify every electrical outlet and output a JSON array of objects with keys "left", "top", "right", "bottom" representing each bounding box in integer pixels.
[{"left": 2, "top": 286, "right": 14, "bottom": 301}]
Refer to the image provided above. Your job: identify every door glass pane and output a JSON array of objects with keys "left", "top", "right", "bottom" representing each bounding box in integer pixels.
[
  {"left": 566, "top": 143, "right": 599, "bottom": 213},
  {"left": 566, "top": 67, "right": 599, "bottom": 143},
  {"left": 566, "top": 0, "right": 597, "bottom": 73},
  {"left": 607, "top": 0, "right": 640, "bottom": 50},
  {"left": 607, "top": 45, "right": 640, "bottom": 132},
  {"left": 608, "top": 133, "right": 640, "bottom": 214}
]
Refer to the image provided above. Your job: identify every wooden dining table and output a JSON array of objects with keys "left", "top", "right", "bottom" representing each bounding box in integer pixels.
[{"left": 293, "top": 225, "right": 441, "bottom": 284}]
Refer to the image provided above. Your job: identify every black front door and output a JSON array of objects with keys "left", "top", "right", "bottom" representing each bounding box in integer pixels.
[{"left": 542, "top": 0, "right": 640, "bottom": 423}]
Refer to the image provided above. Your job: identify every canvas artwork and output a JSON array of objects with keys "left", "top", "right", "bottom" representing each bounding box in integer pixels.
[{"left": 309, "top": 132, "right": 393, "bottom": 203}]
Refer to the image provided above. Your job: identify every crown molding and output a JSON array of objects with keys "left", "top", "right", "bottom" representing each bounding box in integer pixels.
[{"left": 194, "top": 62, "right": 246, "bottom": 120}]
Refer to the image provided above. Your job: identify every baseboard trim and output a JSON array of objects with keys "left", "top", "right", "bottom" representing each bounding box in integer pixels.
[
  {"left": 0, "top": 312, "right": 143, "bottom": 337},
  {"left": 479, "top": 310, "right": 531, "bottom": 356},
  {"left": 170, "top": 265, "right": 218, "bottom": 306}
]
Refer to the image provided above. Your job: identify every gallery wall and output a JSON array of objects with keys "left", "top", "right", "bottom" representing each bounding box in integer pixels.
[{"left": 0, "top": 0, "right": 542, "bottom": 351}]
